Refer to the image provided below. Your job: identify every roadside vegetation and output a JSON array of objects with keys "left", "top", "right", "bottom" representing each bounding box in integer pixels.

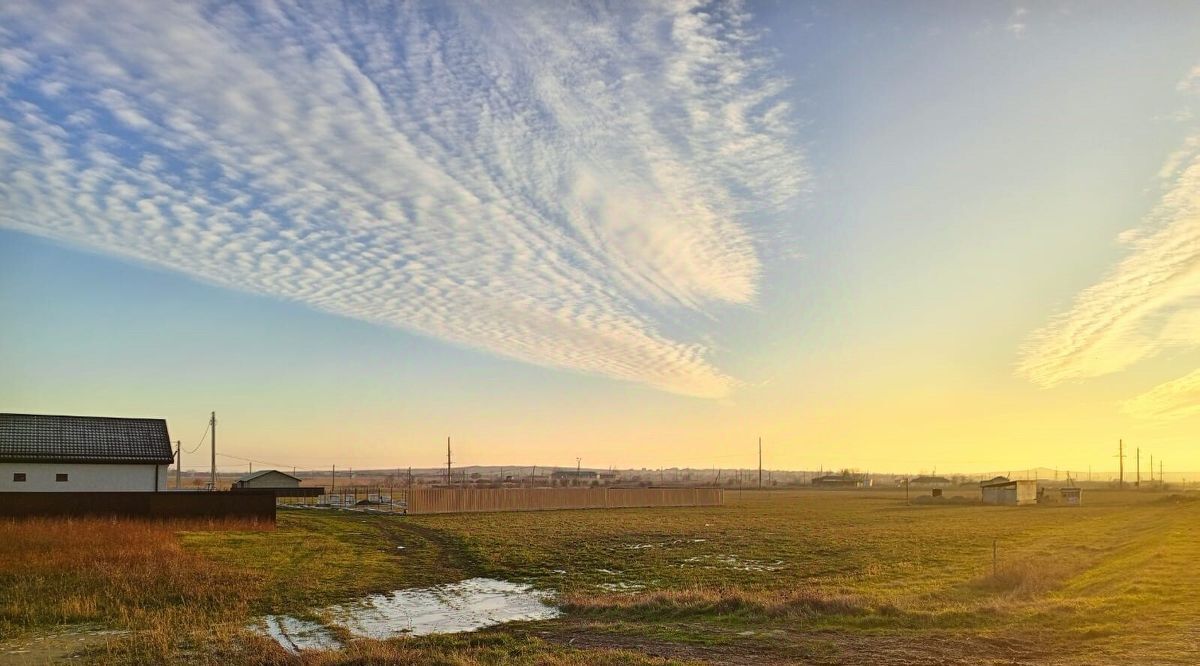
[{"left": 2, "top": 489, "right": 1197, "bottom": 664}]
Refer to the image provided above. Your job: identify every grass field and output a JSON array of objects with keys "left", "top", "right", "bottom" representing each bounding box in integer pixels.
[{"left": 2, "top": 489, "right": 1198, "bottom": 664}]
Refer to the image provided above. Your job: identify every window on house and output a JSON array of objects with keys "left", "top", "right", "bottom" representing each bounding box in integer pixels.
[
  {"left": 56, "top": 473, "right": 69, "bottom": 482},
  {"left": 12, "top": 473, "right": 25, "bottom": 482}
]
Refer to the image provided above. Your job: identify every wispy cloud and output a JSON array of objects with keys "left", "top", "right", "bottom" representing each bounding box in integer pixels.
[
  {"left": 1017, "top": 136, "right": 1200, "bottom": 388},
  {"left": 1177, "top": 64, "right": 1200, "bottom": 93},
  {"left": 0, "top": 1, "right": 803, "bottom": 397},
  {"left": 1017, "top": 65, "right": 1200, "bottom": 413},
  {"left": 1123, "top": 367, "right": 1200, "bottom": 420},
  {"left": 1005, "top": 7, "right": 1029, "bottom": 39}
]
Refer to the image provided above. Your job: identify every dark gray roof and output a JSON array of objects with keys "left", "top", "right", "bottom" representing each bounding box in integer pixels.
[
  {"left": 0, "top": 413, "right": 174, "bottom": 464},
  {"left": 237, "top": 469, "right": 299, "bottom": 483}
]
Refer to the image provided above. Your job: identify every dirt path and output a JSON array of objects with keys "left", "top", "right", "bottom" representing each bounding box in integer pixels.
[
  {"left": 529, "top": 622, "right": 1068, "bottom": 665},
  {"left": 0, "top": 627, "right": 128, "bottom": 666},
  {"left": 373, "top": 515, "right": 487, "bottom": 580}
]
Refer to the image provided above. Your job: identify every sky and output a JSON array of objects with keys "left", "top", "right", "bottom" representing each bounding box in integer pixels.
[{"left": 1, "top": 1, "right": 1198, "bottom": 476}]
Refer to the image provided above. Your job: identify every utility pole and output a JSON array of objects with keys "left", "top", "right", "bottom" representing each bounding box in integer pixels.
[
  {"left": 175, "top": 440, "right": 182, "bottom": 490},
  {"left": 1160, "top": 460, "right": 1164, "bottom": 487},
  {"left": 1136, "top": 447, "right": 1141, "bottom": 488},
  {"left": 210, "top": 411, "right": 217, "bottom": 491},
  {"left": 1150, "top": 454, "right": 1154, "bottom": 483},
  {"left": 446, "top": 436, "right": 452, "bottom": 487},
  {"left": 1117, "top": 439, "right": 1125, "bottom": 489},
  {"left": 758, "top": 437, "right": 763, "bottom": 489},
  {"left": 332, "top": 465, "right": 336, "bottom": 493}
]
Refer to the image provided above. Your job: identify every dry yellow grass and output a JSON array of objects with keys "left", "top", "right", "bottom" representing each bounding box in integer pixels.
[{"left": 0, "top": 517, "right": 269, "bottom": 634}]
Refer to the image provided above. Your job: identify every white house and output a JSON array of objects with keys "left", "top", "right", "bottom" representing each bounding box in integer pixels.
[{"left": 0, "top": 413, "right": 175, "bottom": 492}]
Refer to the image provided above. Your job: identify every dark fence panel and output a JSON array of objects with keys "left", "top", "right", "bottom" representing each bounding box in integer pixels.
[
  {"left": 0, "top": 491, "right": 276, "bottom": 521},
  {"left": 230, "top": 487, "right": 324, "bottom": 498}
]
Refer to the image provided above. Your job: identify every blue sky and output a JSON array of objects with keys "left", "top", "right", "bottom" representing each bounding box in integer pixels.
[{"left": 2, "top": 1, "right": 1199, "bottom": 473}]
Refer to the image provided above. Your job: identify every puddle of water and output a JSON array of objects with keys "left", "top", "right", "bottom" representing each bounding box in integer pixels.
[
  {"left": 259, "top": 615, "right": 342, "bottom": 654},
  {"left": 623, "top": 537, "right": 708, "bottom": 550},
  {"left": 680, "top": 554, "right": 785, "bottom": 572},
  {"left": 255, "top": 578, "right": 559, "bottom": 653},
  {"left": 329, "top": 578, "right": 559, "bottom": 639},
  {"left": 596, "top": 581, "right": 645, "bottom": 593}
]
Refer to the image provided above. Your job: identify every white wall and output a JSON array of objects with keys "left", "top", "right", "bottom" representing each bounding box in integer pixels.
[{"left": 0, "top": 462, "right": 166, "bottom": 492}]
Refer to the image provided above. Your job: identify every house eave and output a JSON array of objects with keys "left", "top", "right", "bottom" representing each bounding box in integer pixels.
[{"left": 0, "top": 457, "right": 173, "bottom": 465}]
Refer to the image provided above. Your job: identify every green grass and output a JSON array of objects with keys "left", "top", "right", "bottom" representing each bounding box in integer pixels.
[
  {"left": 412, "top": 489, "right": 1200, "bottom": 661},
  {"left": 3, "top": 489, "right": 1198, "bottom": 664},
  {"left": 179, "top": 510, "right": 473, "bottom": 612}
]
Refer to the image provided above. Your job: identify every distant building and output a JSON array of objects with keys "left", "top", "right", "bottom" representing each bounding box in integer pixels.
[
  {"left": 1060, "top": 486, "right": 1082, "bottom": 506},
  {"left": 981, "top": 479, "right": 1038, "bottom": 506},
  {"left": 550, "top": 470, "right": 599, "bottom": 481},
  {"left": 231, "top": 469, "right": 322, "bottom": 498},
  {"left": 233, "top": 470, "right": 301, "bottom": 489},
  {"left": 1, "top": 413, "right": 174, "bottom": 492},
  {"left": 980, "top": 475, "right": 1010, "bottom": 486},
  {"left": 811, "top": 473, "right": 867, "bottom": 488},
  {"left": 908, "top": 475, "right": 951, "bottom": 487}
]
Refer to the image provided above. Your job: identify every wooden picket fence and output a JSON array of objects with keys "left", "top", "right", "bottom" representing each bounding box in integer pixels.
[{"left": 406, "top": 486, "right": 723, "bottom": 515}]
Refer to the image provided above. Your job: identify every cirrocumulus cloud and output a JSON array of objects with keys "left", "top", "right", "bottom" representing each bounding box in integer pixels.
[
  {"left": 1017, "top": 65, "right": 1200, "bottom": 418},
  {"left": 0, "top": 0, "right": 803, "bottom": 398}
]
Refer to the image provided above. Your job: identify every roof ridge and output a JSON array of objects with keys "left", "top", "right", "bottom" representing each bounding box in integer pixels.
[{"left": 0, "top": 412, "right": 167, "bottom": 421}]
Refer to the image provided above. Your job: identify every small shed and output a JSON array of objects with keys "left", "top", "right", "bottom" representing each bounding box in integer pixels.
[
  {"left": 231, "top": 470, "right": 322, "bottom": 498},
  {"left": 981, "top": 479, "right": 1038, "bottom": 506},
  {"left": 812, "top": 473, "right": 867, "bottom": 488},
  {"left": 234, "top": 470, "right": 301, "bottom": 489},
  {"left": 1060, "top": 486, "right": 1082, "bottom": 506}
]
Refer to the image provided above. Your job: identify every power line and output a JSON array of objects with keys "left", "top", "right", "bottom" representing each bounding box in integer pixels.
[
  {"left": 216, "top": 451, "right": 301, "bottom": 471},
  {"left": 183, "top": 421, "right": 210, "bottom": 454}
]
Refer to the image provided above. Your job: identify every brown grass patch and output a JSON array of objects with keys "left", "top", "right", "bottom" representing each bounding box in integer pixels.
[
  {"left": 0, "top": 517, "right": 269, "bottom": 635},
  {"left": 974, "top": 557, "right": 1073, "bottom": 597}
]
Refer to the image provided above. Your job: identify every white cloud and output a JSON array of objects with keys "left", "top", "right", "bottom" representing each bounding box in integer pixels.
[
  {"left": 1123, "top": 368, "right": 1200, "bottom": 420},
  {"left": 0, "top": 0, "right": 803, "bottom": 398},
  {"left": 1017, "top": 67, "right": 1200, "bottom": 395},
  {"left": 1005, "top": 7, "right": 1029, "bottom": 39},
  {"left": 1177, "top": 64, "right": 1200, "bottom": 93}
]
